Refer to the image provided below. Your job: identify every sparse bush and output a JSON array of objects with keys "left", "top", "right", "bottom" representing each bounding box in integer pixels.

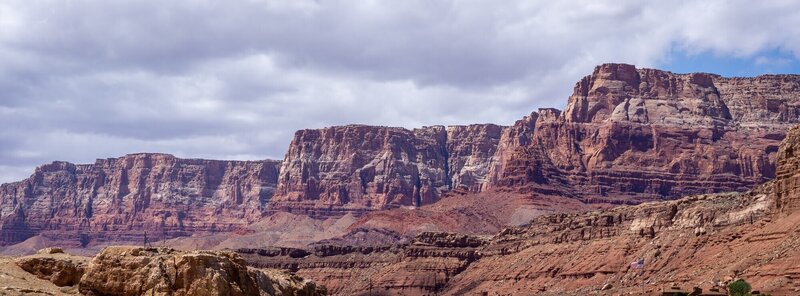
[{"left": 727, "top": 279, "right": 751, "bottom": 296}]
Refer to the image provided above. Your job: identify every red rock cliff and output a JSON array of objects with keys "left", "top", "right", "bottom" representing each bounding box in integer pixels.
[
  {"left": 273, "top": 124, "right": 505, "bottom": 212},
  {"left": 0, "top": 153, "right": 280, "bottom": 245},
  {"left": 488, "top": 64, "right": 800, "bottom": 204},
  {"left": 775, "top": 125, "right": 800, "bottom": 215}
]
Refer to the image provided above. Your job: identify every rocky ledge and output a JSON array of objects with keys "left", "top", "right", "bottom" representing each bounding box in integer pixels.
[{"left": 6, "top": 246, "right": 326, "bottom": 296}]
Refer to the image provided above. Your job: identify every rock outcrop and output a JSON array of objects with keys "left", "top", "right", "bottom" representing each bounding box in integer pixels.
[
  {"left": 243, "top": 186, "right": 800, "bottom": 295},
  {"left": 241, "top": 124, "right": 800, "bottom": 295},
  {"left": 0, "top": 153, "right": 280, "bottom": 246},
  {"left": 775, "top": 125, "right": 800, "bottom": 215},
  {"left": 3, "top": 63, "right": 800, "bottom": 247},
  {"left": 446, "top": 124, "right": 505, "bottom": 192},
  {"left": 272, "top": 124, "right": 504, "bottom": 212},
  {"left": 239, "top": 231, "right": 488, "bottom": 295},
  {"left": 488, "top": 64, "right": 800, "bottom": 204},
  {"left": 79, "top": 246, "right": 325, "bottom": 296},
  {"left": 273, "top": 64, "right": 800, "bottom": 211},
  {"left": 14, "top": 249, "right": 88, "bottom": 287}
]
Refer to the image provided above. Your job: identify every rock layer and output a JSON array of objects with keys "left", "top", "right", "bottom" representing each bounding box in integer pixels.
[
  {"left": 79, "top": 246, "right": 324, "bottom": 296},
  {"left": 243, "top": 124, "right": 800, "bottom": 295},
  {"left": 775, "top": 125, "right": 800, "bottom": 215},
  {"left": 239, "top": 231, "right": 488, "bottom": 295},
  {"left": 488, "top": 64, "right": 799, "bottom": 204},
  {"left": 3, "top": 63, "right": 800, "bottom": 246},
  {"left": 14, "top": 250, "right": 87, "bottom": 287},
  {"left": 274, "top": 64, "right": 800, "bottom": 211},
  {"left": 0, "top": 153, "right": 280, "bottom": 245},
  {"left": 273, "top": 124, "right": 504, "bottom": 211}
]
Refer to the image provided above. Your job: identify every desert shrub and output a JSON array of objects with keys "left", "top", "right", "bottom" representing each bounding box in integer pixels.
[{"left": 727, "top": 279, "right": 751, "bottom": 296}]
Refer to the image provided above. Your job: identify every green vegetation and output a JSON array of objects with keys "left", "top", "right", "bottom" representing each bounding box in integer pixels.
[{"left": 727, "top": 279, "right": 751, "bottom": 296}]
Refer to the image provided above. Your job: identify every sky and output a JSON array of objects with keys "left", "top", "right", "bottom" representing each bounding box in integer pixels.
[{"left": 1, "top": 0, "right": 800, "bottom": 184}]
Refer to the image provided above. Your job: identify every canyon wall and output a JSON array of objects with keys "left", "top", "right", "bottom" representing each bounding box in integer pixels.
[
  {"left": 273, "top": 64, "right": 800, "bottom": 210},
  {"left": 775, "top": 125, "right": 800, "bottom": 215},
  {"left": 489, "top": 64, "right": 800, "bottom": 204},
  {"left": 241, "top": 126, "right": 800, "bottom": 295},
  {"left": 272, "top": 124, "right": 504, "bottom": 212},
  {"left": 3, "top": 63, "right": 800, "bottom": 247},
  {"left": 0, "top": 153, "right": 280, "bottom": 245}
]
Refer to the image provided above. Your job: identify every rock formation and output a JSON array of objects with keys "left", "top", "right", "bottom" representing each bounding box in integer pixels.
[
  {"left": 274, "top": 64, "right": 800, "bottom": 211},
  {"left": 78, "top": 246, "right": 325, "bottom": 296},
  {"left": 487, "top": 64, "right": 799, "bottom": 204},
  {"left": 0, "top": 153, "right": 280, "bottom": 245},
  {"left": 238, "top": 123, "right": 800, "bottom": 295},
  {"left": 775, "top": 125, "right": 800, "bottom": 215},
  {"left": 272, "top": 124, "right": 504, "bottom": 212},
  {"left": 2, "top": 63, "right": 800, "bottom": 247},
  {"left": 14, "top": 248, "right": 88, "bottom": 287},
  {"left": 6, "top": 246, "right": 325, "bottom": 296},
  {"left": 239, "top": 231, "right": 488, "bottom": 295}
]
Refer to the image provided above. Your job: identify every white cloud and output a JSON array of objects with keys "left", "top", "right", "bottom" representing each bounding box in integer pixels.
[{"left": 1, "top": 0, "right": 799, "bottom": 183}]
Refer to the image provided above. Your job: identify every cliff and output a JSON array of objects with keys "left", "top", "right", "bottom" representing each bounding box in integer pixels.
[
  {"left": 273, "top": 64, "right": 800, "bottom": 210},
  {"left": 0, "top": 153, "right": 280, "bottom": 246},
  {"left": 489, "top": 64, "right": 799, "bottom": 204},
  {"left": 272, "top": 124, "right": 503, "bottom": 212},
  {"left": 238, "top": 124, "right": 800, "bottom": 295},
  {"left": 3, "top": 63, "right": 800, "bottom": 247}
]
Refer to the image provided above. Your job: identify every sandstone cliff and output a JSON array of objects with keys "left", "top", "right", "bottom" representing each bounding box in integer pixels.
[
  {"left": 272, "top": 124, "right": 503, "bottom": 212},
  {"left": 242, "top": 123, "right": 800, "bottom": 295},
  {"left": 0, "top": 153, "right": 280, "bottom": 246},
  {"left": 3, "top": 63, "right": 800, "bottom": 247},
  {"left": 488, "top": 64, "right": 799, "bottom": 204},
  {"left": 274, "top": 64, "right": 800, "bottom": 211}
]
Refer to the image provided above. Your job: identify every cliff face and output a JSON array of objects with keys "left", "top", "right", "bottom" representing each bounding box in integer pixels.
[
  {"left": 3, "top": 63, "right": 800, "bottom": 247},
  {"left": 244, "top": 124, "right": 800, "bottom": 296},
  {"left": 0, "top": 153, "right": 280, "bottom": 245},
  {"left": 775, "top": 125, "right": 800, "bottom": 215},
  {"left": 272, "top": 124, "right": 503, "bottom": 211},
  {"left": 274, "top": 64, "right": 800, "bottom": 210},
  {"left": 488, "top": 64, "right": 800, "bottom": 204},
  {"left": 446, "top": 124, "right": 505, "bottom": 192}
]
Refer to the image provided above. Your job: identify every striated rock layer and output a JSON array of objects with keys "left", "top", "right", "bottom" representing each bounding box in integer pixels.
[
  {"left": 237, "top": 123, "right": 800, "bottom": 295},
  {"left": 79, "top": 246, "right": 325, "bottom": 296},
  {"left": 272, "top": 124, "right": 504, "bottom": 212},
  {"left": 0, "top": 153, "right": 280, "bottom": 246},
  {"left": 775, "top": 125, "right": 800, "bottom": 215},
  {"left": 487, "top": 64, "right": 800, "bottom": 205},
  {"left": 3, "top": 63, "right": 800, "bottom": 246},
  {"left": 274, "top": 64, "right": 800, "bottom": 211}
]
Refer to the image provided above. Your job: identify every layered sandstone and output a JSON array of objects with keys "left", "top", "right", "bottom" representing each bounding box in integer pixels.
[
  {"left": 274, "top": 64, "right": 800, "bottom": 211},
  {"left": 14, "top": 248, "right": 88, "bottom": 287},
  {"left": 273, "top": 124, "right": 504, "bottom": 212},
  {"left": 446, "top": 124, "right": 505, "bottom": 192},
  {"left": 3, "top": 63, "right": 800, "bottom": 249},
  {"left": 0, "top": 153, "right": 280, "bottom": 246},
  {"left": 775, "top": 125, "right": 800, "bottom": 215},
  {"left": 79, "top": 246, "right": 324, "bottom": 296},
  {"left": 239, "top": 231, "right": 489, "bottom": 295},
  {"left": 246, "top": 186, "right": 800, "bottom": 295},
  {"left": 488, "top": 64, "right": 800, "bottom": 204},
  {"left": 235, "top": 124, "right": 800, "bottom": 295}
]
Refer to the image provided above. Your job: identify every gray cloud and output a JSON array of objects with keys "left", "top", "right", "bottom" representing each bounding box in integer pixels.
[{"left": 1, "top": 0, "right": 800, "bottom": 183}]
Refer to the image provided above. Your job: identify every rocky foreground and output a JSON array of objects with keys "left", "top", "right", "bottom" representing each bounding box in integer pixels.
[{"left": 1, "top": 246, "right": 324, "bottom": 296}]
